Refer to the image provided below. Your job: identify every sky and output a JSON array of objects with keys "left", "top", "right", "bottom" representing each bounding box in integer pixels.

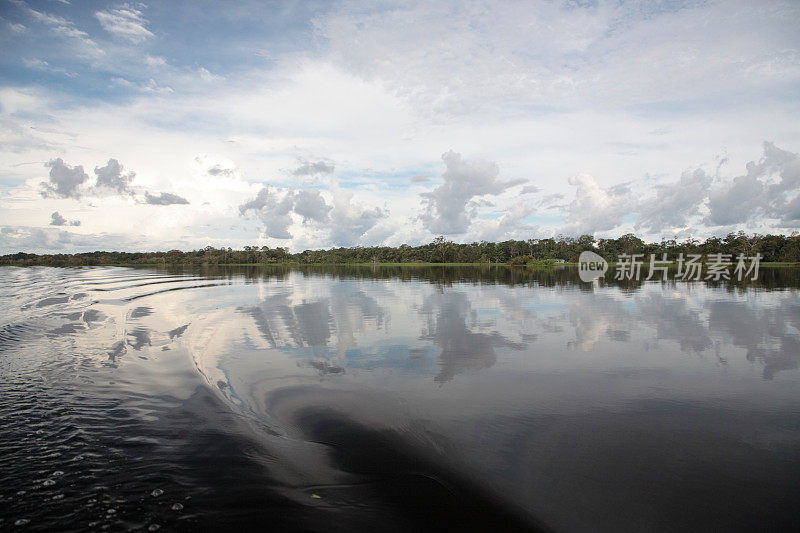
[{"left": 0, "top": 0, "right": 798, "bottom": 254}]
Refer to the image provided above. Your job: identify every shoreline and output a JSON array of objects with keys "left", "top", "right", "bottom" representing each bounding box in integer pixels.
[{"left": 2, "top": 262, "right": 798, "bottom": 268}]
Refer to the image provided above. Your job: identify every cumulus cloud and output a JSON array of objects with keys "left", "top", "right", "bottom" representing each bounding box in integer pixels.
[
  {"left": 0, "top": 226, "right": 141, "bottom": 254},
  {"left": 193, "top": 155, "right": 238, "bottom": 178},
  {"left": 420, "top": 150, "right": 524, "bottom": 234},
  {"left": 94, "top": 158, "right": 135, "bottom": 194},
  {"left": 635, "top": 169, "right": 712, "bottom": 234},
  {"left": 41, "top": 158, "right": 89, "bottom": 199},
  {"left": 555, "top": 142, "right": 800, "bottom": 236},
  {"left": 95, "top": 5, "right": 154, "bottom": 43},
  {"left": 239, "top": 185, "right": 296, "bottom": 239},
  {"left": 40, "top": 156, "right": 146, "bottom": 199},
  {"left": 291, "top": 158, "right": 335, "bottom": 177},
  {"left": 208, "top": 165, "right": 234, "bottom": 177},
  {"left": 293, "top": 189, "right": 332, "bottom": 223},
  {"left": 239, "top": 183, "right": 384, "bottom": 245},
  {"left": 538, "top": 193, "right": 566, "bottom": 208},
  {"left": 328, "top": 185, "right": 386, "bottom": 246},
  {"left": 49, "top": 211, "right": 67, "bottom": 226},
  {"left": 707, "top": 142, "right": 800, "bottom": 227},
  {"left": 472, "top": 201, "right": 537, "bottom": 242},
  {"left": 144, "top": 191, "right": 189, "bottom": 205},
  {"left": 409, "top": 174, "right": 430, "bottom": 183},
  {"left": 49, "top": 211, "right": 80, "bottom": 226},
  {"left": 707, "top": 168, "right": 767, "bottom": 226},
  {"left": 1, "top": 225, "right": 71, "bottom": 252},
  {"left": 562, "top": 173, "right": 631, "bottom": 235}
]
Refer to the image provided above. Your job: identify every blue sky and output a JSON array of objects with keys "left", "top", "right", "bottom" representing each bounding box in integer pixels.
[{"left": 1, "top": 0, "right": 799, "bottom": 253}]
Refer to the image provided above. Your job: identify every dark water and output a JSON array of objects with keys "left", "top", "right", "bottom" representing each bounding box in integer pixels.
[{"left": 1, "top": 265, "right": 799, "bottom": 532}]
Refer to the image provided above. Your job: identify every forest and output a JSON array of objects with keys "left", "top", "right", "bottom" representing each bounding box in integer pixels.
[{"left": 1, "top": 231, "right": 799, "bottom": 267}]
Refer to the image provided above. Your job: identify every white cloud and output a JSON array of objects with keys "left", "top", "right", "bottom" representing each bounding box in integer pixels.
[
  {"left": 314, "top": 0, "right": 800, "bottom": 116},
  {"left": 197, "top": 68, "right": 223, "bottom": 82},
  {"left": 291, "top": 158, "right": 335, "bottom": 177},
  {"left": 40, "top": 158, "right": 90, "bottom": 199},
  {"left": 635, "top": 169, "right": 713, "bottom": 235},
  {"left": 293, "top": 189, "right": 332, "bottom": 223},
  {"left": 0, "top": 225, "right": 141, "bottom": 254},
  {"left": 94, "top": 158, "right": 135, "bottom": 194},
  {"left": 562, "top": 173, "right": 631, "bottom": 236},
  {"left": 22, "top": 58, "right": 77, "bottom": 77},
  {"left": 519, "top": 184, "right": 540, "bottom": 195},
  {"left": 144, "top": 55, "right": 167, "bottom": 67},
  {"left": 420, "top": 150, "right": 524, "bottom": 235},
  {"left": 707, "top": 142, "right": 800, "bottom": 227},
  {"left": 143, "top": 191, "right": 189, "bottom": 206},
  {"left": 2, "top": 1, "right": 799, "bottom": 252},
  {"left": 239, "top": 185, "right": 296, "bottom": 239},
  {"left": 49, "top": 211, "right": 80, "bottom": 226},
  {"left": 0, "top": 87, "right": 49, "bottom": 115},
  {"left": 19, "top": 2, "right": 104, "bottom": 59},
  {"left": 95, "top": 5, "right": 154, "bottom": 44},
  {"left": 328, "top": 183, "right": 386, "bottom": 246},
  {"left": 238, "top": 181, "right": 385, "bottom": 246},
  {"left": 0, "top": 118, "right": 56, "bottom": 153},
  {"left": 7, "top": 22, "right": 27, "bottom": 33},
  {"left": 471, "top": 201, "right": 537, "bottom": 243}
]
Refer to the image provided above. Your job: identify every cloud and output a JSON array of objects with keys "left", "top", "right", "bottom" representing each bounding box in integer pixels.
[
  {"left": 39, "top": 156, "right": 142, "bottom": 199},
  {"left": 144, "top": 55, "right": 167, "bottom": 67},
  {"left": 41, "top": 158, "right": 89, "bottom": 199},
  {"left": 520, "top": 184, "right": 541, "bottom": 195},
  {"left": 328, "top": 184, "right": 386, "bottom": 246},
  {"left": 95, "top": 5, "right": 154, "bottom": 43},
  {"left": 562, "top": 173, "right": 631, "bottom": 235},
  {"left": 472, "top": 201, "right": 536, "bottom": 243},
  {"left": 197, "top": 68, "right": 224, "bottom": 82},
  {"left": 194, "top": 155, "right": 238, "bottom": 178},
  {"left": 409, "top": 174, "right": 430, "bottom": 183},
  {"left": 239, "top": 185, "right": 296, "bottom": 239},
  {"left": 37, "top": 156, "right": 197, "bottom": 208},
  {"left": 49, "top": 211, "right": 80, "bottom": 226},
  {"left": 49, "top": 211, "right": 66, "bottom": 226},
  {"left": 294, "top": 189, "right": 332, "bottom": 223},
  {"left": 635, "top": 169, "right": 712, "bottom": 234},
  {"left": 144, "top": 191, "right": 189, "bottom": 206},
  {"left": 420, "top": 150, "right": 524, "bottom": 234},
  {"left": 314, "top": 1, "right": 800, "bottom": 116},
  {"left": 208, "top": 165, "right": 234, "bottom": 177},
  {"left": 7, "top": 22, "right": 27, "bottom": 33},
  {"left": 94, "top": 158, "right": 135, "bottom": 194},
  {"left": 239, "top": 183, "right": 383, "bottom": 245},
  {"left": 707, "top": 168, "right": 766, "bottom": 226},
  {"left": 0, "top": 118, "right": 56, "bottom": 152},
  {"left": 18, "top": 1, "right": 103, "bottom": 59},
  {"left": 762, "top": 142, "right": 800, "bottom": 224},
  {"left": 538, "top": 193, "right": 566, "bottom": 208},
  {"left": 291, "top": 158, "right": 335, "bottom": 177},
  {"left": 22, "top": 58, "right": 77, "bottom": 77},
  {"left": 707, "top": 142, "right": 800, "bottom": 227},
  {"left": 0, "top": 225, "right": 140, "bottom": 254}
]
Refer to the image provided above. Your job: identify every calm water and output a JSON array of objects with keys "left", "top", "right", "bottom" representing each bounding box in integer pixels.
[{"left": 1, "top": 265, "right": 799, "bottom": 531}]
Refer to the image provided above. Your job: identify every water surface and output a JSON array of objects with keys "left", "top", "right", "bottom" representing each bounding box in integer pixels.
[{"left": 1, "top": 265, "right": 799, "bottom": 531}]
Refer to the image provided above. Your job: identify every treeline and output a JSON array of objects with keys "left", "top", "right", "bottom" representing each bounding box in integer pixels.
[{"left": 2, "top": 232, "right": 799, "bottom": 267}]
